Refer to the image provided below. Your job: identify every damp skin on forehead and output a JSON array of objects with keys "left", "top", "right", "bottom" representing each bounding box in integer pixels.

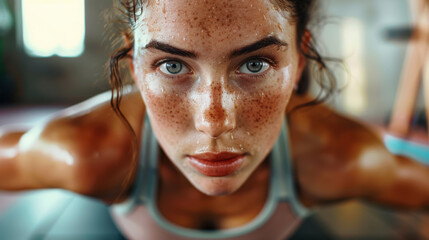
[
  {"left": 131, "top": 0, "right": 301, "bottom": 195},
  {"left": 135, "top": 0, "right": 294, "bottom": 57}
]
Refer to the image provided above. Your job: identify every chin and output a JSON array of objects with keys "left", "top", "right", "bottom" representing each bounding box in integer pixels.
[{"left": 187, "top": 172, "right": 248, "bottom": 196}]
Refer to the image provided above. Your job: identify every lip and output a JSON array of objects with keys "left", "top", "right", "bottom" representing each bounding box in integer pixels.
[{"left": 187, "top": 152, "right": 245, "bottom": 177}]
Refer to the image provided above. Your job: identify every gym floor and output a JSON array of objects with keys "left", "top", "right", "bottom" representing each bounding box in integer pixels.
[
  {"left": 1, "top": 189, "right": 428, "bottom": 240},
  {"left": 1, "top": 108, "right": 428, "bottom": 240}
]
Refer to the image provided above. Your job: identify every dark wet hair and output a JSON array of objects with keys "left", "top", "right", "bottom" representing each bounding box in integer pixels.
[
  {"left": 273, "top": 0, "right": 338, "bottom": 109},
  {"left": 108, "top": 0, "right": 338, "bottom": 196}
]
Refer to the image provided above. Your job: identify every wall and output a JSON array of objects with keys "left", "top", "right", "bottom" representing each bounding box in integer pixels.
[
  {"left": 2, "top": 0, "right": 114, "bottom": 105},
  {"left": 315, "top": 0, "right": 424, "bottom": 124}
]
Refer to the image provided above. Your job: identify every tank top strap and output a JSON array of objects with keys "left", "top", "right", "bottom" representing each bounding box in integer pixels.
[
  {"left": 135, "top": 118, "right": 282, "bottom": 239},
  {"left": 137, "top": 116, "right": 160, "bottom": 204},
  {"left": 271, "top": 117, "right": 310, "bottom": 218},
  {"left": 112, "top": 115, "right": 158, "bottom": 214}
]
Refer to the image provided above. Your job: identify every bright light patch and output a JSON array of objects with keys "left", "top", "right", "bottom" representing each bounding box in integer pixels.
[
  {"left": 22, "top": 0, "right": 85, "bottom": 57},
  {"left": 341, "top": 18, "right": 367, "bottom": 115},
  {"left": 0, "top": 148, "right": 18, "bottom": 159}
]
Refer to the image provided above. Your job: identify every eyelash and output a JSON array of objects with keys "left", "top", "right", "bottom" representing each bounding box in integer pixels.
[
  {"left": 151, "top": 58, "right": 192, "bottom": 80},
  {"left": 152, "top": 58, "right": 187, "bottom": 70},
  {"left": 151, "top": 55, "right": 278, "bottom": 78},
  {"left": 236, "top": 55, "right": 277, "bottom": 79}
]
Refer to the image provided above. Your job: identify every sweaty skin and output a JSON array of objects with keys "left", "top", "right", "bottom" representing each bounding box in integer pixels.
[
  {"left": 0, "top": 0, "right": 429, "bottom": 233},
  {"left": 133, "top": 0, "right": 301, "bottom": 196}
]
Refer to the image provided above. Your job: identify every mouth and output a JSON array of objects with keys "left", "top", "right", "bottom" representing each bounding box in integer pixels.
[{"left": 187, "top": 152, "right": 246, "bottom": 177}]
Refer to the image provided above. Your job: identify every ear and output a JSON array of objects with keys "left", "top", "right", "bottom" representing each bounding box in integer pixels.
[
  {"left": 123, "top": 33, "right": 136, "bottom": 79},
  {"left": 294, "top": 30, "right": 311, "bottom": 88}
]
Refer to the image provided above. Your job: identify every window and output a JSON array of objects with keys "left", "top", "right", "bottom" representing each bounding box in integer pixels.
[
  {"left": 21, "top": 0, "right": 85, "bottom": 57},
  {"left": 342, "top": 18, "right": 367, "bottom": 115}
]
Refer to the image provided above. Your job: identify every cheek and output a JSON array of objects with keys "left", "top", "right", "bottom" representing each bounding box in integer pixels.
[
  {"left": 143, "top": 88, "right": 192, "bottom": 137},
  {"left": 237, "top": 74, "right": 293, "bottom": 156},
  {"left": 136, "top": 73, "right": 190, "bottom": 131},
  {"left": 240, "top": 89, "right": 288, "bottom": 133},
  {"left": 242, "top": 92, "right": 284, "bottom": 126},
  {"left": 240, "top": 75, "right": 292, "bottom": 130}
]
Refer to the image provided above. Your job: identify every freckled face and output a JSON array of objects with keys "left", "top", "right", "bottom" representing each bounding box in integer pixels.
[{"left": 132, "top": 0, "right": 302, "bottom": 195}]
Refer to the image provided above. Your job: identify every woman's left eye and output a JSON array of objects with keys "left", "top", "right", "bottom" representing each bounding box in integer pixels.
[
  {"left": 238, "top": 59, "right": 270, "bottom": 74},
  {"left": 159, "top": 60, "right": 190, "bottom": 75}
]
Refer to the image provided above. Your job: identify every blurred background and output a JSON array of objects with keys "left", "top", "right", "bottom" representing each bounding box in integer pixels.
[
  {"left": 0, "top": 0, "right": 428, "bottom": 239},
  {"left": 0, "top": 0, "right": 111, "bottom": 106},
  {"left": 0, "top": 0, "right": 427, "bottom": 123},
  {"left": 0, "top": 0, "right": 422, "bottom": 117},
  {"left": 0, "top": 0, "right": 428, "bottom": 127}
]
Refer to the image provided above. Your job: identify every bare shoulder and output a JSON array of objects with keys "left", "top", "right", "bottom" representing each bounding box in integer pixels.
[
  {"left": 287, "top": 95, "right": 396, "bottom": 205},
  {"left": 40, "top": 86, "right": 145, "bottom": 147},
  {"left": 17, "top": 86, "right": 145, "bottom": 202}
]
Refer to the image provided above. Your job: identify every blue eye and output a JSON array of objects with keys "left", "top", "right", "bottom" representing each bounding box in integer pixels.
[
  {"left": 239, "top": 59, "right": 270, "bottom": 74},
  {"left": 159, "top": 60, "right": 190, "bottom": 75}
]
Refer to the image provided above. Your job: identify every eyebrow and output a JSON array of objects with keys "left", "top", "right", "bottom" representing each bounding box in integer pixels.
[
  {"left": 230, "top": 36, "right": 288, "bottom": 57},
  {"left": 144, "top": 41, "right": 198, "bottom": 58},
  {"left": 144, "top": 36, "right": 287, "bottom": 59}
]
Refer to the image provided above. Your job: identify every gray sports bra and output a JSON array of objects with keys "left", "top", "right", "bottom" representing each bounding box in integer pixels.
[{"left": 113, "top": 116, "right": 310, "bottom": 239}]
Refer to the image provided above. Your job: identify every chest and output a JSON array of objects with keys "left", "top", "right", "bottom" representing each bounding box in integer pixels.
[
  {"left": 156, "top": 156, "right": 271, "bottom": 230},
  {"left": 112, "top": 202, "right": 302, "bottom": 240}
]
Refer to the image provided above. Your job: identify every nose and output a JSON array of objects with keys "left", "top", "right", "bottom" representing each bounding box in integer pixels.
[{"left": 194, "top": 77, "right": 236, "bottom": 139}]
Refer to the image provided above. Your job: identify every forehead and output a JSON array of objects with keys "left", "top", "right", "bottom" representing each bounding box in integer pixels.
[{"left": 136, "top": 0, "right": 294, "bottom": 53}]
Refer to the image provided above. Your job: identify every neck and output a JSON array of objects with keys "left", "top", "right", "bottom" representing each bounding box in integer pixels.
[
  {"left": 286, "top": 93, "right": 315, "bottom": 113},
  {"left": 156, "top": 149, "right": 271, "bottom": 229}
]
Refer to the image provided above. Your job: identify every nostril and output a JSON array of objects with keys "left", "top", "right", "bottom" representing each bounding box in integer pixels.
[{"left": 196, "top": 125, "right": 221, "bottom": 139}]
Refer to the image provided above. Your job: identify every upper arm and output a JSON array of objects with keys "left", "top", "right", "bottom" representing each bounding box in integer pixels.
[
  {"left": 362, "top": 151, "right": 429, "bottom": 209},
  {"left": 16, "top": 117, "right": 135, "bottom": 200},
  {"left": 0, "top": 88, "right": 145, "bottom": 202},
  {"left": 0, "top": 122, "right": 80, "bottom": 191},
  {"left": 290, "top": 99, "right": 429, "bottom": 209},
  {"left": 0, "top": 130, "right": 31, "bottom": 190},
  {"left": 349, "top": 127, "right": 429, "bottom": 209},
  {"left": 302, "top": 129, "right": 429, "bottom": 209}
]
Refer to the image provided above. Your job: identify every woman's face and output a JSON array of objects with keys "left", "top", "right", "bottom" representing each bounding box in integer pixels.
[{"left": 132, "top": 0, "right": 303, "bottom": 196}]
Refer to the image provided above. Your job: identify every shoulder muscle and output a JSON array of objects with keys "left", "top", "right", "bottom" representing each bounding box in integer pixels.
[{"left": 15, "top": 87, "right": 145, "bottom": 201}]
